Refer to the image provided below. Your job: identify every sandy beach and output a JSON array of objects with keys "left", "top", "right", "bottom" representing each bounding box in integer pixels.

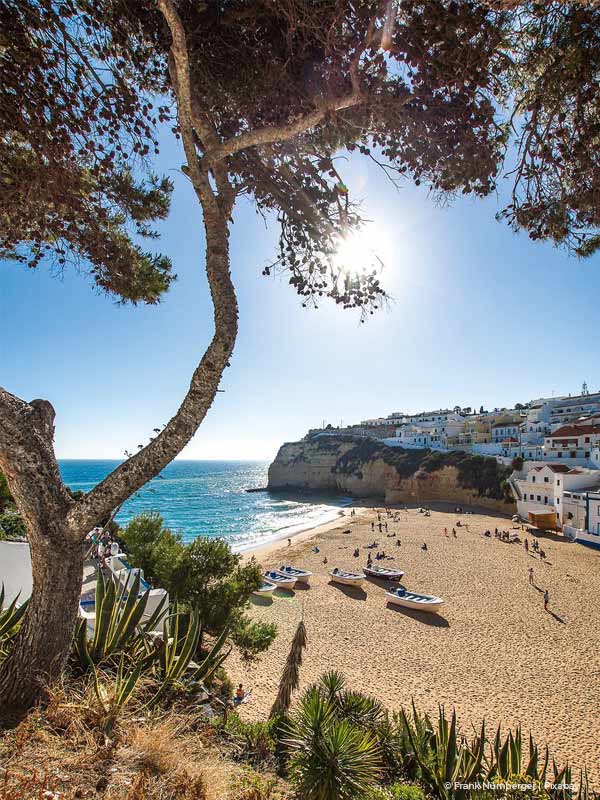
[{"left": 232, "top": 503, "right": 600, "bottom": 783}]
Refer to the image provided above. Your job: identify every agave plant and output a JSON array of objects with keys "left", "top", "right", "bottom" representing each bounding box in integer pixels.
[
  {"left": 0, "top": 585, "right": 29, "bottom": 659},
  {"left": 146, "top": 606, "right": 232, "bottom": 708},
  {"left": 92, "top": 655, "right": 144, "bottom": 737},
  {"left": 283, "top": 685, "right": 382, "bottom": 800},
  {"left": 398, "top": 705, "right": 486, "bottom": 800},
  {"left": 73, "top": 569, "right": 167, "bottom": 668}
]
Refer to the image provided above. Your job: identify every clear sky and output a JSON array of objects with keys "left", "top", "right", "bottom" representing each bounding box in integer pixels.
[{"left": 2, "top": 126, "right": 599, "bottom": 461}]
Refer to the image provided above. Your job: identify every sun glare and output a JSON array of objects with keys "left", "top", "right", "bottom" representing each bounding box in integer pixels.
[{"left": 332, "top": 228, "right": 386, "bottom": 278}]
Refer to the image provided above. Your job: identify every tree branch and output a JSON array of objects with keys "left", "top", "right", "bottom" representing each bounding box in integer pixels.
[
  {"left": 66, "top": 0, "right": 239, "bottom": 534},
  {"left": 211, "top": 92, "right": 363, "bottom": 163},
  {"left": 0, "top": 388, "right": 73, "bottom": 539}
]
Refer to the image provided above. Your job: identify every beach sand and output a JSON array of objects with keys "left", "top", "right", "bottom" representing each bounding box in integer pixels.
[{"left": 231, "top": 503, "right": 600, "bottom": 783}]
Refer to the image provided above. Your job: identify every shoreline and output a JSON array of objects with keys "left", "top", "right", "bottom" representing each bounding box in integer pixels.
[
  {"left": 241, "top": 498, "right": 511, "bottom": 563},
  {"left": 240, "top": 503, "right": 364, "bottom": 562}
]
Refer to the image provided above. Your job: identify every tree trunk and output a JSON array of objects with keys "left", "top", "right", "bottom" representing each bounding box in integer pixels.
[
  {"left": 0, "top": 198, "right": 237, "bottom": 720},
  {"left": 0, "top": 521, "right": 83, "bottom": 723},
  {"left": 0, "top": 4, "right": 239, "bottom": 720}
]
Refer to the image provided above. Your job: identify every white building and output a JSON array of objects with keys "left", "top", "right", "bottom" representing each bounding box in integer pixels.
[
  {"left": 561, "top": 489, "right": 600, "bottom": 549},
  {"left": 511, "top": 462, "right": 600, "bottom": 528},
  {"left": 541, "top": 422, "right": 600, "bottom": 463}
]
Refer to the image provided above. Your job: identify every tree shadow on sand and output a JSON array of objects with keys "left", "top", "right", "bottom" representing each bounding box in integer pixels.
[
  {"left": 385, "top": 602, "right": 450, "bottom": 628},
  {"left": 328, "top": 581, "right": 367, "bottom": 601},
  {"left": 250, "top": 594, "right": 274, "bottom": 607}
]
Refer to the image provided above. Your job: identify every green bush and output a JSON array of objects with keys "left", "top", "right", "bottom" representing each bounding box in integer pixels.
[
  {"left": 387, "top": 784, "right": 426, "bottom": 800},
  {"left": 368, "top": 785, "right": 425, "bottom": 800},
  {"left": 0, "top": 512, "right": 26, "bottom": 540},
  {"left": 224, "top": 712, "right": 278, "bottom": 765},
  {"left": 229, "top": 769, "right": 287, "bottom": 800}
]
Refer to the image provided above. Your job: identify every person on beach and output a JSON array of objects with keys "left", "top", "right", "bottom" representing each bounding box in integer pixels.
[
  {"left": 366, "top": 553, "right": 373, "bottom": 568},
  {"left": 525, "top": 538, "right": 529, "bottom": 553},
  {"left": 544, "top": 589, "right": 549, "bottom": 610},
  {"left": 396, "top": 539, "right": 401, "bottom": 547},
  {"left": 421, "top": 542, "right": 428, "bottom": 552},
  {"left": 323, "top": 556, "right": 328, "bottom": 564},
  {"left": 528, "top": 566, "right": 534, "bottom": 585},
  {"left": 452, "top": 528, "right": 457, "bottom": 538},
  {"left": 444, "top": 527, "right": 448, "bottom": 537},
  {"left": 539, "top": 549, "right": 546, "bottom": 562},
  {"left": 287, "top": 538, "right": 291, "bottom": 547},
  {"left": 371, "top": 522, "right": 375, "bottom": 531}
]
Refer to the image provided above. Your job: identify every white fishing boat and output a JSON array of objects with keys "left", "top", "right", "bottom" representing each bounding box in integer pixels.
[
  {"left": 277, "top": 565, "right": 313, "bottom": 585},
  {"left": 263, "top": 570, "right": 297, "bottom": 589},
  {"left": 329, "top": 569, "right": 365, "bottom": 587},
  {"left": 253, "top": 580, "right": 277, "bottom": 596},
  {"left": 386, "top": 587, "right": 444, "bottom": 613},
  {"left": 364, "top": 565, "right": 405, "bottom": 582}
]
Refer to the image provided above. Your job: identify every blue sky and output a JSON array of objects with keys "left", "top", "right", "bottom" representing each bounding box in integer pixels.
[{"left": 2, "top": 128, "right": 599, "bottom": 460}]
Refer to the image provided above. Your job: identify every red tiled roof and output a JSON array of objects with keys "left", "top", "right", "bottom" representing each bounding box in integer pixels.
[
  {"left": 546, "top": 464, "right": 571, "bottom": 473},
  {"left": 548, "top": 424, "right": 600, "bottom": 438}
]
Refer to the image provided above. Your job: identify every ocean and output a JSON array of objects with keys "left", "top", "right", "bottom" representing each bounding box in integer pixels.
[{"left": 58, "top": 460, "right": 350, "bottom": 552}]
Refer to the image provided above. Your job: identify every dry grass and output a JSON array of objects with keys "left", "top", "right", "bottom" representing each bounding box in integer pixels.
[{"left": 0, "top": 675, "right": 279, "bottom": 800}]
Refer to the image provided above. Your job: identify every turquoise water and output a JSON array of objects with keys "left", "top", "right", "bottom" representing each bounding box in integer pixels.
[{"left": 59, "top": 460, "right": 350, "bottom": 551}]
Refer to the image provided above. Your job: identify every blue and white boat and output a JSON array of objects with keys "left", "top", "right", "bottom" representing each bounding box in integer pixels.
[
  {"left": 263, "top": 570, "right": 297, "bottom": 589},
  {"left": 329, "top": 569, "right": 365, "bottom": 588},
  {"left": 277, "top": 565, "right": 313, "bottom": 585},
  {"left": 364, "top": 565, "right": 404, "bottom": 582},
  {"left": 385, "top": 587, "right": 443, "bottom": 613},
  {"left": 253, "top": 580, "right": 277, "bottom": 596}
]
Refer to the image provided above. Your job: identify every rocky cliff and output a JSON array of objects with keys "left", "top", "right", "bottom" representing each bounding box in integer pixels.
[{"left": 267, "top": 436, "right": 516, "bottom": 513}]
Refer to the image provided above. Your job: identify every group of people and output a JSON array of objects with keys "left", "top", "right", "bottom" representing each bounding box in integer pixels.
[{"left": 86, "top": 527, "right": 120, "bottom": 567}]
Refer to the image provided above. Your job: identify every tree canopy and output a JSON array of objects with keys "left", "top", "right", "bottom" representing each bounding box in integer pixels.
[
  {"left": 0, "top": 0, "right": 174, "bottom": 302},
  {"left": 3, "top": 1, "right": 599, "bottom": 309}
]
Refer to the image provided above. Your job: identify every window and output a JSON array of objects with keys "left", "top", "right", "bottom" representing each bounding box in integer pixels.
[
  {"left": 544, "top": 477, "right": 549, "bottom": 483},
  {"left": 570, "top": 451, "right": 577, "bottom": 458},
  {"left": 585, "top": 437, "right": 590, "bottom": 443},
  {"left": 530, "top": 494, "right": 535, "bottom": 500},
  {"left": 558, "top": 452, "right": 563, "bottom": 458},
  {"left": 537, "top": 495, "right": 541, "bottom": 502},
  {"left": 557, "top": 498, "right": 560, "bottom": 504},
  {"left": 557, "top": 480, "right": 561, "bottom": 486},
  {"left": 544, "top": 496, "right": 548, "bottom": 504},
  {"left": 532, "top": 476, "right": 536, "bottom": 483},
  {"left": 585, "top": 452, "right": 590, "bottom": 458}
]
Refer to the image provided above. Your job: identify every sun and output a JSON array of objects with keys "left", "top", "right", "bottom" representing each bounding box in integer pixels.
[{"left": 332, "top": 228, "right": 385, "bottom": 278}]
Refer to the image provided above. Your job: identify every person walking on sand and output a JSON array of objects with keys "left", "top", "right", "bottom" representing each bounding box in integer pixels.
[
  {"left": 528, "top": 566, "right": 534, "bottom": 585},
  {"left": 444, "top": 527, "right": 448, "bottom": 537},
  {"left": 287, "top": 538, "right": 291, "bottom": 547},
  {"left": 525, "top": 538, "right": 529, "bottom": 554},
  {"left": 544, "top": 589, "right": 549, "bottom": 610},
  {"left": 371, "top": 521, "right": 374, "bottom": 531},
  {"left": 452, "top": 528, "right": 457, "bottom": 538}
]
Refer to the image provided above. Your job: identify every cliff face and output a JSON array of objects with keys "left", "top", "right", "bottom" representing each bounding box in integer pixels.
[{"left": 267, "top": 436, "right": 516, "bottom": 513}]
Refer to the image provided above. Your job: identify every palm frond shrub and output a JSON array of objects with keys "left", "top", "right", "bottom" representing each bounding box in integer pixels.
[
  {"left": 270, "top": 618, "right": 307, "bottom": 718},
  {"left": 283, "top": 687, "right": 382, "bottom": 800}
]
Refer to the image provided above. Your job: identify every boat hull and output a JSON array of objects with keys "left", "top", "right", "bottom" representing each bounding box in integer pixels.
[
  {"left": 277, "top": 567, "right": 312, "bottom": 585},
  {"left": 329, "top": 572, "right": 365, "bottom": 588},
  {"left": 253, "top": 582, "right": 277, "bottom": 596},
  {"left": 364, "top": 567, "right": 404, "bottom": 581},
  {"left": 386, "top": 591, "right": 443, "bottom": 613},
  {"left": 264, "top": 573, "right": 297, "bottom": 589}
]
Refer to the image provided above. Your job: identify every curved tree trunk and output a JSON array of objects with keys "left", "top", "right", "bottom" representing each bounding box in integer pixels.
[
  {"left": 0, "top": 525, "right": 83, "bottom": 721},
  {"left": 0, "top": 0, "right": 239, "bottom": 721},
  {"left": 0, "top": 204, "right": 237, "bottom": 720}
]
